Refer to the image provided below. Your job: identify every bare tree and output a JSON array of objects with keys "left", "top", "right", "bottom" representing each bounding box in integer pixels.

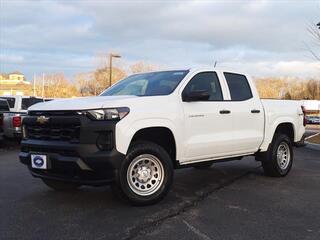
[
  {"left": 306, "top": 22, "right": 320, "bottom": 61},
  {"left": 255, "top": 78, "right": 320, "bottom": 100},
  {"left": 75, "top": 72, "right": 96, "bottom": 96},
  {"left": 34, "top": 73, "right": 80, "bottom": 98},
  {"left": 130, "top": 61, "right": 158, "bottom": 73}
]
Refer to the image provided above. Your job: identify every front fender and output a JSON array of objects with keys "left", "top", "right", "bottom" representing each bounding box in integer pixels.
[{"left": 115, "top": 118, "right": 181, "bottom": 157}]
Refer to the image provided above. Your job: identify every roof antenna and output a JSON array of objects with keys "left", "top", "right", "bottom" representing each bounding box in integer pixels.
[{"left": 214, "top": 61, "right": 217, "bottom": 68}]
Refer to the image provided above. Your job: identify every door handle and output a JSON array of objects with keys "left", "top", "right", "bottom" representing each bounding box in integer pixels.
[
  {"left": 219, "top": 110, "right": 231, "bottom": 114},
  {"left": 251, "top": 109, "right": 260, "bottom": 113}
]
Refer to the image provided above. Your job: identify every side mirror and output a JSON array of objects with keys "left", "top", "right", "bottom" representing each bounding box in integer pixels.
[{"left": 182, "top": 90, "right": 210, "bottom": 102}]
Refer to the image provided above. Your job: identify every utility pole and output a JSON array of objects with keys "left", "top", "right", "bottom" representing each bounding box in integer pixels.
[
  {"left": 108, "top": 53, "right": 121, "bottom": 88},
  {"left": 42, "top": 73, "right": 45, "bottom": 98},
  {"left": 33, "top": 73, "right": 36, "bottom": 96}
]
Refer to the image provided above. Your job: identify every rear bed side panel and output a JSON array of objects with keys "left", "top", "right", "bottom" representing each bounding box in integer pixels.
[{"left": 259, "top": 99, "right": 305, "bottom": 151}]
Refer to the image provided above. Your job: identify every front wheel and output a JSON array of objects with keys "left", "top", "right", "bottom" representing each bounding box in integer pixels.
[
  {"left": 112, "top": 142, "right": 173, "bottom": 206},
  {"left": 262, "top": 134, "right": 293, "bottom": 177}
]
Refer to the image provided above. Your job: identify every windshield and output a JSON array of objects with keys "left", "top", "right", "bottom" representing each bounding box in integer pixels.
[{"left": 100, "top": 70, "right": 189, "bottom": 97}]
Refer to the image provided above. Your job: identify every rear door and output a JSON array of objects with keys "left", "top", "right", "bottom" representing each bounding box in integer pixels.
[{"left": 223, "top": 72, "right": 264, "bottom": 154}]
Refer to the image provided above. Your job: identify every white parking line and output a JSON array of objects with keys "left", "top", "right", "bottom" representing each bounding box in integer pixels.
[{"left": 305, "top": 132, "right": 320, "bottom": 140}]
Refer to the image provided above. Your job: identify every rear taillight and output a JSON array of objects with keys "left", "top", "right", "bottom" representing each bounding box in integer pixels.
[
  {"left": 301, "top": 106, "right": 307, "bottom": 127},
  {"left": 12, "top": 116, "right": 22, "bottom": 128}
]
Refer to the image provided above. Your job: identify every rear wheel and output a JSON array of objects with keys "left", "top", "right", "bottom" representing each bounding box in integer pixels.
[
  {"left": 112, "top": 142, "right": 173, "bottom": 206},
  {"left": 261, "top": 134, "right": 293, "bottom": 177},
  {"left": 42, "top": 179, "right": 80, "bottom": 191}
]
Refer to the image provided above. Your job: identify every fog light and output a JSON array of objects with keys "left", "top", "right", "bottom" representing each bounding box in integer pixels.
[{"left": 96, "top": 131, "right": 113, "bottom": 151}]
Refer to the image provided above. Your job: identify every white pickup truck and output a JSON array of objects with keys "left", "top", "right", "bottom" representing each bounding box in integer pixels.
[
  {"left": 0, "top": 99, "right": 10, "bottom": 142},
  {"left": 20, "top": 68, "right": 306, "bottom": 205},
  {"left": 1, "top": 96, "right": 45, "bottom": 138}
]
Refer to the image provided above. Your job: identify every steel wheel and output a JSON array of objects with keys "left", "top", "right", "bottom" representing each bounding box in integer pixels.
[
  {"left": 127, "top": 154, "right": 164, "bottom": 196},
  {"left": 277, "top": 142, "right": 291, "bottom": 170}
]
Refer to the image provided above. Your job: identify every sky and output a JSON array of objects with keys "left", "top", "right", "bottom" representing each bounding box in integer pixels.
[{"left": 0, "top": 0, "right": 319, "bottom": 81}]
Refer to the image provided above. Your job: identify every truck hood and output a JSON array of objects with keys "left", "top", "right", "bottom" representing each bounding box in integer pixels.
[{"left": 28, "top": 95, "right": 137, "bottom": 111}]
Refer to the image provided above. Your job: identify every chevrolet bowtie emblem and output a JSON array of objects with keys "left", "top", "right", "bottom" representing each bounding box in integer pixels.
[{"left": 36, "top": 116, "right": 49, "bottom": 124}]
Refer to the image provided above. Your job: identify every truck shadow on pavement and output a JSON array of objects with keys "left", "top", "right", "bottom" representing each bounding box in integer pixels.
[
  {"left": 2, "top": 147, "right": 318, "bottom": 240},
  {"left": 12, "top": 157, "right": 261, "bottom": 240}
]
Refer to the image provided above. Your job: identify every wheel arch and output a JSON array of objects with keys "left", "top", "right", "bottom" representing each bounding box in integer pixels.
[
  {"left": 129, "top": 127, "right": 177, "bottom": 164},
  {"left": 260, "top": 120, "right": 295, "bottom": 152},
  {"left": 256, "top": 122, "right": 295, "bottom": 162},
  {"left": 115, "top": 119, "right": 180, "bottom": 163},
  {"left": 273, "top": 122, "right": 295, "bottom": 143}
]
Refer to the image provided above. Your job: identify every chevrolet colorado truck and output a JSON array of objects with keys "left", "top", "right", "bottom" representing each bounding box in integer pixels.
[{"left": 19, "top": 68, "right": 306, "bottom": 205}]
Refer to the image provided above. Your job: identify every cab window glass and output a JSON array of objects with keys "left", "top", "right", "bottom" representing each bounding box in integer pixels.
[
  {"left": 1, "top": 97, "right": 15, "bottom": 108},
  {"left": 224, "top": 73, "right": 253, "bottom": 101},
  {"left": 183, "top": 72, "right": 223, "bottom": 101},
  {"left": 0, "top": 100, "right": 10, "bottom": 111},
  {"left": 21, "top": 98, "right": 44, "bottom": 110}
]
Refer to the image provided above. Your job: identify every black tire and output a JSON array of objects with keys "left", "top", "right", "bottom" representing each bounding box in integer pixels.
[
  {"left": 193, "top": 161, "right": 213, "bottom": 170},
  {"left": 112, "top": 141, "right": 174, "bottom": 206},
  {"left": 261, "top": 134, "right": 293, "bottom": 177},
  {"left": 42, "top": 179, "right": 80, "bottom": 191}
]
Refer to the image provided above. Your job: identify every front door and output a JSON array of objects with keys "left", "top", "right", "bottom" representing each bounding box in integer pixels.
[{"left": 181, "top": 71, "right": 234, "bottom": 163}]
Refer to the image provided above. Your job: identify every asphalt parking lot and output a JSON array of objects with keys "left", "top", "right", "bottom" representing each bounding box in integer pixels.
[{"left": 0, "top": 140, "right": 319, "bottom": 240}]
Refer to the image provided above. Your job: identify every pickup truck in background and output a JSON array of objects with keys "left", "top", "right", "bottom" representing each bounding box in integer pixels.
[
  {"left": 0, "top": 98, "right": 10, "bottom": 142},
  {"left": 19, "top": 68, "right": 306, "bottom": 205},
  {"left": 1, "top": 96, "right": 45, "bottom": 138}
]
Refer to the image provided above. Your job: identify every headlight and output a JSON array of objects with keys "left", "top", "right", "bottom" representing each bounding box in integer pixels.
[{"left": 86, "top": 107, "right": 130, "bottom": 121}]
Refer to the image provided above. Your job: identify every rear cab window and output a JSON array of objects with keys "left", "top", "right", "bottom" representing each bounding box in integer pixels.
[
  {"left": 21, "top": 98, "right": 44, "bottom": 110},
  {"left": 1, "top": 97, "right": 16, "bottom": 109},
  {"left": 224, "top": 72, "right": 253, "bottom": 101},
  {"left": 0, "top": 100, "right": 10, "bottom": 111}
]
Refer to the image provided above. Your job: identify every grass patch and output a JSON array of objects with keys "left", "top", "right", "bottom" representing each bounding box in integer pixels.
[{"left": 306, "top": 124, "right": 320, "bottom": 130}]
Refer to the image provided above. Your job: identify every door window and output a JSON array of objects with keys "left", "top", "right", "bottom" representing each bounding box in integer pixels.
[
  {"left": 224, "top": 73, "right": 253, "bottom": 101},
  {"left": 183, "top": 72, "right": 223, "bottom": 101}
]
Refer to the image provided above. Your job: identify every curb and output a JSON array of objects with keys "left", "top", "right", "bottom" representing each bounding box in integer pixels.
[{"left": 305, "top": 142, "right": 320, "bottom": 151}]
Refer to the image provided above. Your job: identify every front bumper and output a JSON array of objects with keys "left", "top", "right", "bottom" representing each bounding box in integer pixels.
[{"left": 19, "top": 113, "right": 125, "bottom": 186}]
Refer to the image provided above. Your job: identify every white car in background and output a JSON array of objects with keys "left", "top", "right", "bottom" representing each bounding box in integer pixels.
[
  {"left": 1, "top": 96, "right": 45, "bottom": 138},
  {"left": 0, "top": 98, "right": 10, "bottom": 142}
]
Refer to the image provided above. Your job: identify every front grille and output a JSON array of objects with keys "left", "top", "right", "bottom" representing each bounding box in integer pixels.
[
  {"left": 21, "top": 146, "right": 78, "bottom": 157},
  {"left": 24, "top": 111, "right": 81, "bottom": 142},
  {"left": 26, "top": 123, "right": 80, "bottom": 142}
]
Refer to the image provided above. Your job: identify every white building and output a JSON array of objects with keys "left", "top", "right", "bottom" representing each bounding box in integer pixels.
[{"left": 302, "top": 100, "right": 320, "bottom": 114}]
